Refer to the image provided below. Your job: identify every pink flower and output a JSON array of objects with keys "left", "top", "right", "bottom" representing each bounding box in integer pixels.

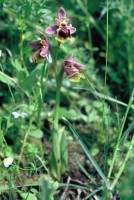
[
  {"left": 45, "top": 7, "right": 76, "bottom": 43},
  {"left": 64, "top": 56, "right": 85, "bottom": 82},
  {"left": 29, "top": 30, "right": 49, "bottom": 63}
]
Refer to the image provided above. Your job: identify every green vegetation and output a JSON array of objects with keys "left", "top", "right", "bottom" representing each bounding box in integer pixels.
[{"left": 0, "top": 0, "right": 134, "bottom": 199}]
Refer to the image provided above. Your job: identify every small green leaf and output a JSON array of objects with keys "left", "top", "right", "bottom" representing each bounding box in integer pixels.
[
  {"left": 21, "top": 63, "right": 43, "bottom": 91},
  {"left": 19, "top": 192, "right": 37, "bottom": 200},
  {"left": 30, "top": 188, "right": 38, "bottom": 194},
  {"left": 91, "top": 144, "right": 99, "bottom": 156},
  {"left": 41, "top": 179, "right": 58, "bottom": 200},
  {"left": 0, "top": 72, "right": 15, "bottom": 87},
  {"left": 29, "top": 129, "right": 43, "bottom": 138},
  {"left": 59, "top": 108, "right": 78, "bottom": 120},
  {"left": 15, "top": 59, "right": 23, "bottom": 71}
]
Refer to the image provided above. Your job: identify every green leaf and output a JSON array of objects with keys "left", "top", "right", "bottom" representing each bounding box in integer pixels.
[
  {"left": 73, "top": 87, "right": 133, "bottom": 108},
  {"left": 83, "top": 186, "right": 104, "bottom": 200},
  {"left": 90, "top": 144, "right": 99, "bottom": 156},
  {"left": 58, "top": 108, "right": 78, "bottom": 120},
  {"left": 29, "top": 129, "right": 43, "bottom": 138},
  {"left": 51, "top": 127, "right": 68, "bottom": 179},
  {"left": 21, "top": 63, "right": 43, "bottom": 91},
  {"left": 63, "top": 117, "right": 110, "bottom": 189},
  {"left": 60, "top": 130, "right": 68, "bottom": 174},
  {"left": 19, "top": 192, "right": 37, "bottom": 200},
  {"left": 76, "top": 159, "right": 97, "bottom": 185},
  {"left": 30, "top": 188, "right": 38, "bottom": 194},
  {"left": 41, "top": 179, "right": 58, "bottom": 200},
  {"left": 14, "top": 59, "right": 23, "bottom": 71},
  {"left": 0, "top": 72, "right": 15, "bottom": 87},
  {"left": 120, "top": 121, "right": 134, "bottom": 145},
  {"left": 51, "top": 128, "right": 61, "bottom": 179}
]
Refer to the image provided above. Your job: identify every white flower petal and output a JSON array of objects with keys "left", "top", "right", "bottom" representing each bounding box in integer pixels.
[
  {"left": 12, "top": 110, "right": 27, "bottom": 118},
  {"left": 20, "top": 112, "right": 27, "bottom": 118},
  {"left": 12, "top": 112, "right": 20, "bottom": 118},
  {"left": 3, "top": 157, "right": 14, "bottom": 167}
]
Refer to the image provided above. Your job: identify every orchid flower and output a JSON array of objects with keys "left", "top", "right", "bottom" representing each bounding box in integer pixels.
[
  {"left": 64, "top": 56, "right": 85, "bottom": 82},
  {"left": 45, "top": 7, "right": 76, "bottom": 43},
  {"left": 29, "top": 30, "right": 49, "bottom": 63}
]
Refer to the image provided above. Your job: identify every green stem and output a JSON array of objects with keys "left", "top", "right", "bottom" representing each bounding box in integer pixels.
[
  {"left": 19, "top": 33, "right": 28, "bottom": 75},
  {"left": 84, "top": 1, "right": 93, "bottom": 57},
  {"left": 52, "top": 68, "right": 64, "bottom": 180},
  {"left": 53, "top": 42, "right": 61, "bottom": 124},
  {"left": 87, "top": 22, "right": 93, "bottom": 57},
  {"left": 107, "top": 89, "right": 134, "bottom": 179},
  {"left": 101, "top": 0, "right": 109, "bottom": 120},
  {"left": 35, "top": 155, "right": 50, "bottom": 176},
  {"left": 18, "top": 124, "right": 32, "bottom": 165},
  {"left": 102, "top": 0, "right": 109, "bottom": 171},
  {"left": 2, "top": 132, "right": 8, "bottom": 146},
  {"left": 53, "top": 42, "right": 61, "bottom": 127},
  {"left": 55, "top": 42, "right": 61, "bottom": 76},
  {"left": 104, "top": 109, "right": 110, "bottom": 174},
  {"left": 54, "top": 68, "right": 64, "bottom": 126},
  {"left": 104, "top": 0, "right": 109, "bottom": 97},
  {"left": 110, "top": 135, "right": 134, "bottom": 190},
  {"left": 37, "top": 62, "right": 48, "bottom": 128},
  {"left": 52, "top": 42, "right": 64, "bottom": 180}
]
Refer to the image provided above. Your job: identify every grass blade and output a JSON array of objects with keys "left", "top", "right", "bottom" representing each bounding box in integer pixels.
[
  {"left": 76, "top": 159, "right": 97, "bottom": 185},
  {"left": 107, "top": 89, "right": 134, "bottom": 179},
  {"left": 62, "top": 117, "right": 110, "bottom": 189},
  {"left": 119, "top": 121, "right": 134, "bottom": 145},
  {"left": 82, "top": 186, "right": 104, "bottom": 200},
  {"left": 73, "top": 87, "right": 134, "bottom": 109}
]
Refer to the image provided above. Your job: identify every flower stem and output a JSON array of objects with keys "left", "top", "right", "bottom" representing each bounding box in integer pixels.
[
  {"left": 55, "top": 42, "right": 61, "bottom": 76},
  {"left": 19, "top": 33, "right": 28, "bottom": 75},
  {"left": 53, "top": 42, "right": 61, "bottom": 127},
  {"left": 54, "top": 68, "right": 64, "bottom": 126},
  {"left": 37, "top": 62, "right": 48, "bottom": 128},
  {"left": 52, "top": 42, "right": 64, "bottom": 180},
  {"left": 52, "top": 67, "right": 64, "bottom": 181}
]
